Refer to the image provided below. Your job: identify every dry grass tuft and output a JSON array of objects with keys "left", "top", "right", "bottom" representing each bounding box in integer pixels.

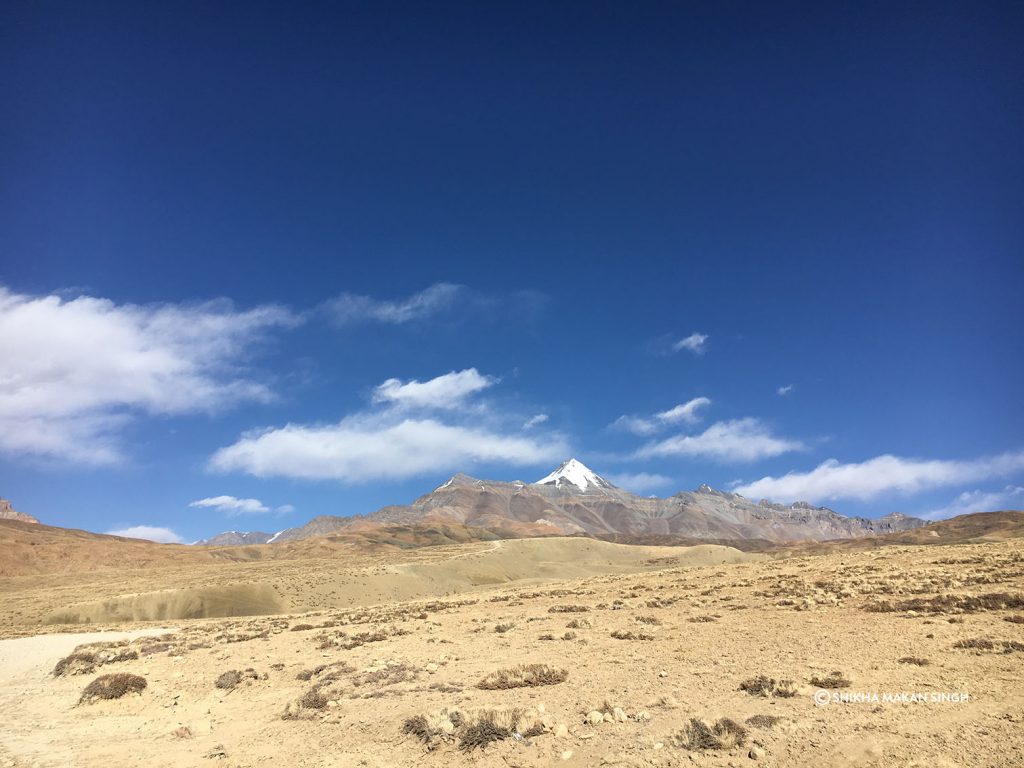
[
  {"left": 810, "top": 672, "right": 851, "bottom": 688},
  {"left": 739, "top": 675, "right": 797, "bottom": 697},
  {"left": 402, "top": 708, "right": 542, "bottom": 752},
  {"left": 477, "top": 663, "right": 568, "bottom": 690},
  {"left": 548, "top": 605, "right": 589, "bottom": 613},
  {"left": 671, "top": 718, "right": 747, "bottom": 751},
  {"left": 746, "top": 714, "right": 783, "bottom": 729},
  {"left": 610, "top": 630, "right": 654, "bottom": 641},
  {"left": 898, "top": 657, "right": 930, "bottom": 666},
  {"left": 79, "top": 673, "right": 147, "bottom": 704}
]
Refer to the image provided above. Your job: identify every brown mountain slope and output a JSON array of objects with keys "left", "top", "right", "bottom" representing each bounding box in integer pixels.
[{"left": 269, "top": 461, "right": 926, "bottom": 544}]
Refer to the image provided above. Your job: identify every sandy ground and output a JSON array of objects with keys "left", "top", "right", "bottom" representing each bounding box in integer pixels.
[{"left": 1, "top": 538, "right": 1022, "bottom": 767}]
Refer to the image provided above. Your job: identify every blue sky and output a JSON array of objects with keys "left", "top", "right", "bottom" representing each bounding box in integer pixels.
[{"left": 1, "top": 2, "right": 1022, "bottom": 542}]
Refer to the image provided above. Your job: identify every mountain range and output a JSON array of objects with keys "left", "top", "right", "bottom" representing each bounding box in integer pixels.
[{"left": 196, "top": 459, "right": 926, "bottom": 546}]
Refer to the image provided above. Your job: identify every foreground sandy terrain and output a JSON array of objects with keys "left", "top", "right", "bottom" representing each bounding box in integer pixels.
[{"left": 1, "top": 537, "right": 1023, "bottom": 767}]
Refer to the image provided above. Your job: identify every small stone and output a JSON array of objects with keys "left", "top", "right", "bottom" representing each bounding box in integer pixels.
[
  {"left": 653, "top": 742, "right": 664, "bottom": 750},
  {"left": 425, "top": 663, "right": 439, "bottom": 673},
  {"left": 636, "top": 710, "right": 651, "bottom": 722},
  {"left": 555, "top": 723, "right": 569, "bottom": 738},
  {"left": 749, "top": 746, "right": 764, "bottom": 760},
  {"left": 438, "top": 719, "right": 455, "bottom": 735},
  {"left": 613, "top": 707, "right": 628, "bottom": 723},
  {"left": 537, "top": 703, "right": 546, "bottom": 714},
  {"left": 561, "top": 750, "right": 573, "bottom": 761},
  {"left": 587, "top": 710, "right": 604, "bottom": 726},
  {"left": 658, "top": 670, "right": 668, "bottom": 678}
]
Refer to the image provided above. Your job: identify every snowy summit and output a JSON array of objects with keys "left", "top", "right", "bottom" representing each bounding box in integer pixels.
[{"left": 535, "top": 459, "right": 613, "bottom": 492}]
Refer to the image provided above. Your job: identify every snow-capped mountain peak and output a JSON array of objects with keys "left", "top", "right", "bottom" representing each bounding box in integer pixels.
[{"left": 534, "top": 459, "right": 613, "bottom": 492}]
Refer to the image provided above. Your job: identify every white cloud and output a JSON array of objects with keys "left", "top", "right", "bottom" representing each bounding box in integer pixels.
[
  {"left": 777, "top": 385, "right": 794, "bottom": 396},
  {"left": 612, "top": 397, "right": 712, "bottom": 435},
  {"left": 733, "top": 451, "right": 1024, "bottom": 503},
  {"left": 523, "top": 413, "right": 549, "bottom": 429},
  {"left": 322, "top": 283, "right": 463, "bottom": 326},
  {"left": 0, "top": 285, "right": 298, "bottom": 465},
  {"left": 373, "top": 369, "right": 496, "bottom": 409},
  {"left": 656, "top": 397, "right": 712, "bottom": 425},
  {"left": 611, "top": 415, "right": 660, "bottom": 436},
  {"left": 635, "top": 418, "right": 804, "bottom": 463},
  {"left": 106, "top": 525, "right": 184, "bottom": 544},
  {"left": 673, "top": 332, "right": 708, "bottom": 355},
  {"left": 211, "top": 364, "right": 564, "bottom": 483},
  {"left": 210, "top": 413, "right": 568, "bottom": 482},
  {"left": 922, "top": 486, "right": 1024, "bottom": 521},
  {"left": 606, "top": 472, "right": 675, "bottom": 494},
  {"left": 189, "top": 495, "right": 292, "bottom": 516}
]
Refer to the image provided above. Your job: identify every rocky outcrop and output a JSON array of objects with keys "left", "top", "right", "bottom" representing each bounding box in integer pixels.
[{"left": 0, "top": 498, "right": 39, "bottom": 524}]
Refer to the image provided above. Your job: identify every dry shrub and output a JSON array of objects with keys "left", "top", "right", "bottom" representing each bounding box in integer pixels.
[
  {"left": 635, "top": 615, "right": 662, "bottom": 625},
  {"left": 866, "top": 592, "right": 1024, "bottom": 614},
  {"left": 538, "top": 633, "right": 556, "bottom": 641},
  {"left": 548, "top": 605, "right": 589, "bottom": 613},
  {"left": 300, "top": 689, "right": 328, "bottom": 709},
  {"left": 898, "top": 657, "right": 930, "bottom": 666},
  {"left": 687, "top": 615, "right": 718, "bottom": 623},
  {"left": 494, "top": 622, "right": 516, "bottom": 633},
  {"left": 810, "top": 672, "right": 851, "bottom": 688},
  {"left": 610, "top": 630, "right": 654, "bottom": 641},
  {"left": 739, "top": 675, "right": 796, "bottom": 698},
  {"left": 290, "top": 624, "right": 315, "bottom": 632},
  {"left": 566, "top": 618, "right": 592, "bottom": 629},
  {"left": 671, "top": 718, "right": 747, "bottom": 751},
  {"left": 403, "top": 708, "right": 541, "bottom": 752},
  {"left": 216, "top": 670, "right": 242, "bottom": 689},
  {"left": 79, "top": 673, "right": 147, "bottom": 704},
  {"left": 1004, "top": 615, "right": 1024, "bottom": 624},
  {"left": 746, "top": 714, "right": 783, "bottom": 729},
  {"left": 477, "top": 663, "right": 568, "bottom": 690},
  {"left": 53, "top": 647, "right": 139, "bottom": 677},
  {"left": 953, "top": 637, "right": 1024, "bottom": 653}
]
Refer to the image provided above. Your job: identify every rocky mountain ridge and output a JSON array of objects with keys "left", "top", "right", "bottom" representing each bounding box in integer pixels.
[{"left": 218, "top": 459, "right": 926, "bottom": 546}]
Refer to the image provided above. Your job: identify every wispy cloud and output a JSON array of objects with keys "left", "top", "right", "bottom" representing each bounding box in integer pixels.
[
  {"left": 210, "top": 370, "right": 566, "bottom": 482},
  {"left": 777, "top": 384, "right": 794, "bottom": 396},
  {"left": 106, "top": 525, "right": 184, "bottom": 544},
  {"left": 373, "top": 369, "right": 496, "bottom": 410},
  {"left": 523, "top": 413, "right": 549, "bottom": 429},
  {"left": 922, "top": 485, "right": 1024, "bottom": 521},
  {"left": 606, "top": 472, "right": 675, "bottom": 494},
  {"left": 733, "top": 451, "right": 1024, "bottom": 503},
  {"left": 0, "top": 285, "right": 300, "bottom": 465},
  {"left": 321, "top": 283, "right": 464, "bottom": 326},
  {"left": 673, "top": 332, "right": 708, "bottom": 355},
  {"left": 635, "top": 418, "right": 803, "bottom": 463},
  {"left": 612, "top": 397, "right": 711, "bottom": 436},
  {"left": 189, "top": 495, "right": 292, "bottom": 517}
]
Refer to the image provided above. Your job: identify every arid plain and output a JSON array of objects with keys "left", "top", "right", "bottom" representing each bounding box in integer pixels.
[{"left": 2, "top": 517, "right": 1024, "bottom": 768}]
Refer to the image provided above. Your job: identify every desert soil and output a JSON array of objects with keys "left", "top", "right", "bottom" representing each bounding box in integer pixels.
[{"left": 0, "top": 537, "right": 1022, "bottom": 767}]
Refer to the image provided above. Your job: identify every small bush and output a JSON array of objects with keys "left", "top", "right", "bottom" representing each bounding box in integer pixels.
[
  {"left": 494, "top": 623, "right": 516, "bottom": 634},
  {"left": 739, "top": 675, "right": 796, "bottom": 698},
  {"left": 290, "top": 624, "right": 315, "bottom": 632},
  {"left": 671, "top": 718, "right": 747, "bottom": 751},
  {"left": 745, "top": 714, "right": 783, "bottom": 729},
  {"left": 548, "top": 605, "right": 589, "bottom": 613},
  {"left": 611, "top": 630, "right": 654, "bottom": 641},
  {"left": 300, "top": 689, "right": 329, "bottom": 709},
  {"left": 79, "top": 673, "right": 147, "bottom": 704},
  {"left": 810, "top": 672, "right": 851, "bottom": 689},
  {"left": 566, "top": 618, "right": 592, "bottom": 629},
  {"left": 215, "top": 670, "right": 242, "bottom": 689},
  {"left": 1003, "top": 615, "right": 1024, "bottom": 624},
  {"left": 477, "top": 663, "right": 568, "bottom": 690},
  {"left": 898, "top": 657, "right": 930, "bottom": 666}
]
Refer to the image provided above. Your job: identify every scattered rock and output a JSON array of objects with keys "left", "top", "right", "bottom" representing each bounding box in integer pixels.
[{"left": 587, "top": 710, "right": 604, "bottom": 726}]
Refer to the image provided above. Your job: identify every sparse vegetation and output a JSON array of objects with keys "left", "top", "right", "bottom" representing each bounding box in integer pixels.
[
  {"left": 548, "top": 605, "right": 589, "bottom": 613},
  {"left": 402, "top": 708, "right": 542, "bottom": 752},
  {"left": 810, "top": 672, "right": 851, "bottom": 688},
  {"left": 739, "top": 675, "right": 796, "bottom": 697},
  {"left": 746, "top": 714, "right": 783, "bottom": 729},
  {"left": 671, "top": 718, "right": 747, "bottom": 751},
  {"left": 611, "top": 630, "right": 654, "bottom": 641},
  {"left": 865, "top": 592, "right": 1024, "bottom": 614},
  {"left": 79, "top": 673, "right": 147, "bottom": 704},
  {"left": 477, "top": 663, "right": 568, "bottom": 690},
  {"left": 494, "top": 622, "right": 515, "bottom": 633},
  {"left": 898, "top": 657, "right": 930, "bottom": 666}
]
